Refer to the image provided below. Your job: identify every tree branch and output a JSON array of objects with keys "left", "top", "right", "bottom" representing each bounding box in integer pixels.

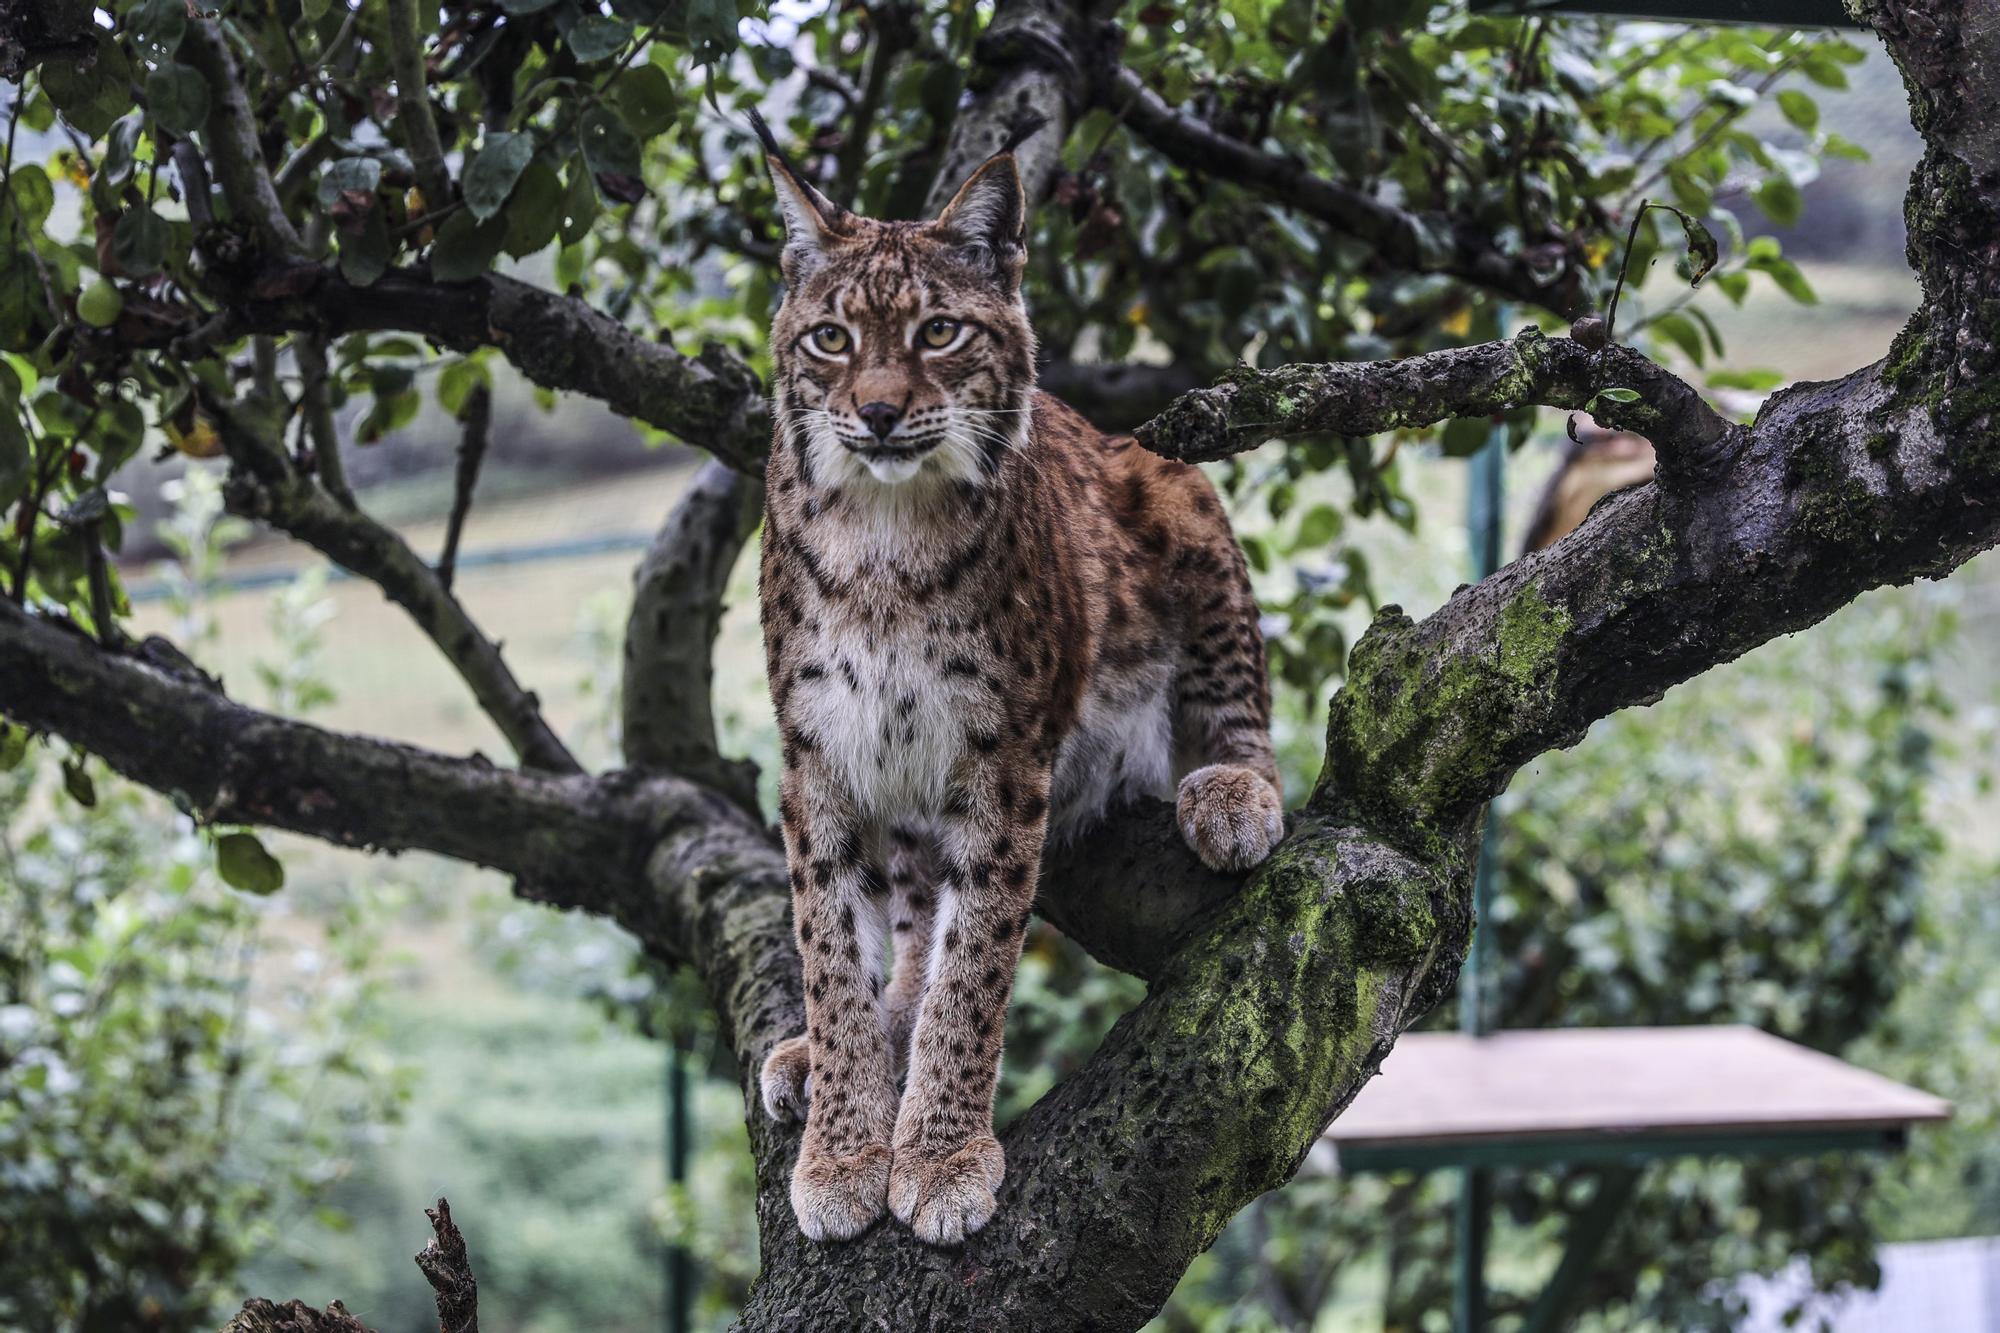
[
  {"left": 385, "top": 0, "right": 454, "bottom": 212},
  {"left": 436, "top": 382, "right": 492, "bottom": 591},
  {"left": 1036, "top": 359, "right": 1207, "bottom": 431},
  {"left": 622, "top": 458, "right": 764, "bottom": 810},
  {"left": 923, "top": 0, "right": 1099, "bottom": 215},
  {"left": 1135, "top": 330, "right": 1741, "bottom": 484},
  {"left": 221, "top": 1198, "right": 480, "bottom": 1333},
  {"left": 293, "top": 333, "right": 355, "bottom": 508},
  {"left": 182, "top": 20, "right": 302, "bottom": 256},
  {"left": 0, "top": 602, "right": 650, "bottom": 901},
  {"left": 1318, "top": 352, "right": 2000, "bottom": 841},
  {"left": 207, "top": 395, "right": 579, "bottom": 774},
  {"left": 220, "top": 263, "right": 772, "bottom": 474},
  {"left": 414, "top": 1198, "right": 479, "bottom": 1333},
  {"left": 1098, "top": 65, "right": 1578, "bottom": 316}
]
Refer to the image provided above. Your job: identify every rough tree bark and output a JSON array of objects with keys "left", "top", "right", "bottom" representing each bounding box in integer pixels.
[{"left": 0, "top": 1, "right": 1992, "bottom": 1329}]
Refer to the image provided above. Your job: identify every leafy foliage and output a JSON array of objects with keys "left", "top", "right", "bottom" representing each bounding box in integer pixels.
[
  {"left": 0, "top": 468, "right": 404, "bottom": 1330},
  {"left": 0, "top": 479, "right": 401, "bottom": 1332}
]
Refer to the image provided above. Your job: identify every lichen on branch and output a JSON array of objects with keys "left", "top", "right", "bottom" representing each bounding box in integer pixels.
[{"left": 1134, "top": 329, "right": 1740, "bottom": 480}]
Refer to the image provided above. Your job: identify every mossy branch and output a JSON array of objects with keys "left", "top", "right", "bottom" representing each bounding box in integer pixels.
[{"left": 1134, "top": 330, "right": 1741, "bottom": 481}]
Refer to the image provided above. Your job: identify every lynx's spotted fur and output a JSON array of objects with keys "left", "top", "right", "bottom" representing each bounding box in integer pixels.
[{"left": 753, "top": 121, "right": 1283, "bottom": 1246}]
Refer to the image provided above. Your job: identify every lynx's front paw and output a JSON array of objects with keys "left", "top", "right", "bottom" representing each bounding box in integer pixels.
[
  {"left": 889, "top": 1135, "right": 1006, "bottom": 1246},
  {"left": 759, "top": 1035, "right": 812, "bottom": 1123},
  {"left": 791, "top": 1141, "right": 891, "bottom": 1242},
  {"left": 1177, "top": 764, "right": 1285, "bottom": 871}
]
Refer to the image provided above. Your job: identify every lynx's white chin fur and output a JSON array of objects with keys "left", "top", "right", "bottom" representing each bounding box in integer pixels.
[{"left": 864, "top": 454, "right": 925, "bottom": 485}]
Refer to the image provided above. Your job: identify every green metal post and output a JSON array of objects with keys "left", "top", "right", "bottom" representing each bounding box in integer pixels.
[
  {"left": 1519, "top": 1166, "right": 1642, "bottom": 1333},
  {"left": 1454, "top": 416, "right": 1508, "bottom": 1332},
  {"left": 1455, "top": 1163, "right": 1494, "bottom": 1332},
  {"left": 667, "top": 1037, "right": 692, "bottom": 1333}
]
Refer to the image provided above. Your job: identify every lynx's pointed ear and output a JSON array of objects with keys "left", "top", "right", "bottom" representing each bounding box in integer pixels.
[
  {"left": 933, "top": 150, "right": 1029, "bottom": 288},
  {"left": 749, "top": 109, "right": 848, "bottom": 283}
]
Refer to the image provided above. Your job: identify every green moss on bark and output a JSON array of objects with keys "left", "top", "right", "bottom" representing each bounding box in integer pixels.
[
  {"left": 1147, "top": 820, "right": 1442, "bottom": 1246},
  {"left": 1316, "top": 582, "right": 1574, "bottom": 839}
]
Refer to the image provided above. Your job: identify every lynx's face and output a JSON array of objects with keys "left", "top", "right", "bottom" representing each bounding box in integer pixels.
[{"left": 765, "top": 149, "right": 1036, "bottom": 489}]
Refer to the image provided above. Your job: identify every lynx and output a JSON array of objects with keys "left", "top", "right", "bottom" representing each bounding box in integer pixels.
[{"left": 752, "top": 116, "right": 1285, "bottom": 1247}]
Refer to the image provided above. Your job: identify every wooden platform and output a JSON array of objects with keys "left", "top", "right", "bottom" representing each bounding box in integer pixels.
[{"left": 1327, "top": 1026, "right": 1952, "bottom": 1173}]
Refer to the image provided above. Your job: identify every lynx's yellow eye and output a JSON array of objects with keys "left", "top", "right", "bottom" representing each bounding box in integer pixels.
[
  {"left": 810, "top": 325, "right": 850, "bottom": 354},
  {"left": 919, "top": 318, "right": 961, "bottom": 349}
]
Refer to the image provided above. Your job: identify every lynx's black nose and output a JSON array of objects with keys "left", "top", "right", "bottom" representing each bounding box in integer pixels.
[{"left": 858, "top": 401, "right": 902, "bottom": 440}]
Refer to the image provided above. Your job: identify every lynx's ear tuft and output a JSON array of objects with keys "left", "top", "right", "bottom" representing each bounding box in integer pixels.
[
  {"left": 933, "top": 152, "right": 1028, "bottom": 288},
  {"left": 749, "top": 109, "right": 850, "bottom": 284}
]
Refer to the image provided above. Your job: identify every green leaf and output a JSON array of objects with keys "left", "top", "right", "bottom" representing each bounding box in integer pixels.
[
  {"left": 61, "top": 757, "right": 95, "bottom": 808},
  {"left": 42, "top": 36, "right": 134, "bottom": 139},
  {"left": 146, "top": 63, "right": 210, "bottom": 136},
  {"left": 611, "top": 65, "right": 678, "bottom": 139},
  {"left": 560, "top": 160, "right": 600, "bottom": 244},
  {"left": 1799, "top": 48, "right": 1851, "bottom": 90},
  {"left": 429, "top": 210, "right": 507, "bottom": 282},
  {"left": 1293, "top": 504, "right": 1342, "bottom": 550},
  {"left": 1650, "top": 312, "right": 1706, "bottom": 367},
  {"left": 7, "top": 164, "right": 54, "bottom": 232},
  {"left": 685, "top": 0, "right": 741, "bottom": 63},
  {"left": 131, "top": 0, "right": 188, "bottom": 60},
  {"left": 501, "top": 0, "right": 563, "bottom": 11},
  {"left": 1754, "top": 256, "right": 1818, "bottom": 305},
  {"left": 0, "top": 722, "right": 28, "bottom": 772},
  {"left": 1707, "top": 367, "right": 1788, "bottom": 391},
  {"left": 338, "top": 206, "right": 392, "bottom": 287},
  {"left": 502, "top": 159, "right": 564, "bottom": 257},
  {"left": 1239, "top": 532, "right": 1270, "bottom": 574},
  {"left": 317, "top": 156, "right": 383, "bottom": 210},
  {"left": 1777, "top": 89, "right": 1819, "bottom": 133},
  {"left": 1440, "top": 416, "right": 1492, "bottom": 458},
  {"left": 216, "top": 831, "right": 285, "bottom": 895},
  {"left": 1711, "top": 270, "right": 1751, "bottom": 306},
  {"left": 112, "top": 207, "right": 169, "bottom": 277},
  {"left": 1650, "top": 204, "right": 1718, "bottom": 286},
  {"left": 1754, "top": 176, "right": 1804, "bottom": 229},
  {"left": 463, "top": 132, "right": 537, "bottom": 222},
  {"left": 0, "top": 405, "right": 28, "bottom": 509},
  {"left": 97, "top": 116, "right": 143, "bottom": 195},
  {"left": 438, "top": 357, "right": 492, "bottom": 417},
  {"left": 569, "top": 15, "right": 635, "bottom": 62},
  {"left": 579, "top": 103, "right": 642, "bottom": 182}
]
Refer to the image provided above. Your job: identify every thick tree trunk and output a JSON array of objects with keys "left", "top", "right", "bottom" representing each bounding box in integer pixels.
[{"left": 733, "top": 815, "right": 1462, "bottom": 1332}]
